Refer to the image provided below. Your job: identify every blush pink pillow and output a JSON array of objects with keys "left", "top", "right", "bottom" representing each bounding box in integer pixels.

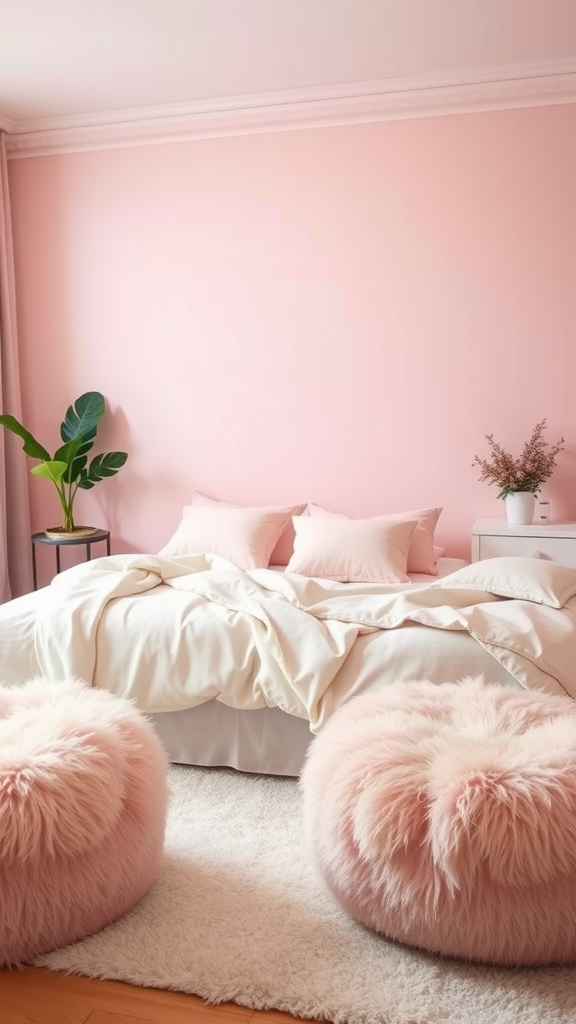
[
  {"left": 158, "top": 504, "right": 298, "bottom": 570},
  {"left": 188, "top": 492, "right": 306, "bottom": 565},
  {"left": 307, "top": 503, "right": 443, "bottom": 575},
  {"left": 286, "top": 515, "right": 418, "bottom": 583}
]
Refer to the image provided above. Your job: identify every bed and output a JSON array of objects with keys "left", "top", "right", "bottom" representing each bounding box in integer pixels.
[{"left": 2, "top": 543, "right": 576, "bottom": 776}]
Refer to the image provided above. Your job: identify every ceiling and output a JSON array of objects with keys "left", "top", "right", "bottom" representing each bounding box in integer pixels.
[{"left": 1, "top": 0, "right": 576, "bottom": 134}]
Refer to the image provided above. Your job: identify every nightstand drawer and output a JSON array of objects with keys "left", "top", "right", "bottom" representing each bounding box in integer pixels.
[{"left": 477, "top": 534, "right": 576, "bottom": 567}]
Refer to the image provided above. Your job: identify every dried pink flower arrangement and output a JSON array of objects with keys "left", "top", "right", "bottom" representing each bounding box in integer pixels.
[{"left": 473, "top": 419, "right": 565, "bottom": 499}]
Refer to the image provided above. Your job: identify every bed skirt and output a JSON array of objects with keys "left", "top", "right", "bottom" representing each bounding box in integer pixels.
[{"left": 148, "top": 702, "right": 314, "bottom": 777}]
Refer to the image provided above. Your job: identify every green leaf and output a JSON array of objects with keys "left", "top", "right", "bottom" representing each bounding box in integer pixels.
[
  {"left": 65, "top": 453, "right": 88, "bottom": 483},
  {"left": 56, "top": 430, "right": 96, "bottom": 462},
  {"left": 53, "top": 438, "right": 83, "bottom": 465},
  {"left": 31, "top": 460, "right": 68, "bottom": 483},
  {"left": 78, "top": 451, "right": 128, "bottom": 490},
  {"left": 0, "top": 415, "right": 51, "bottom": 461},
  {"left": 60, "top": 393, "right": 105, "bottom": 443},
  {"left": 53, "top": 438, "right": 94, "bottom": 484}
]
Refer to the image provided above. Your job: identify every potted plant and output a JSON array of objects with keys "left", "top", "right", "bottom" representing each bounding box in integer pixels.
[
  {"left": 473, "top": 419, "right": 564, "bottom": 525},
  {"left": 0, "top": 391, "right": 128, "bottom": 536}
]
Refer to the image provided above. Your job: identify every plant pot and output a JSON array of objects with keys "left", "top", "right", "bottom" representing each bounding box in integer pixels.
[
  {"left": 44, "top": 526, "right": 98, "bottom": 540},
  {"left": 504, "top": 492, "right": 535, "bottom": 526}
]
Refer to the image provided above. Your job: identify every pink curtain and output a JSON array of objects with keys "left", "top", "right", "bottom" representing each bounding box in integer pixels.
[{"left": 0, "top": 131, "right": 32, "bottom": 600}]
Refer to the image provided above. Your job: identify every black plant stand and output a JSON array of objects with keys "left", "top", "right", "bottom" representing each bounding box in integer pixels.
[{"left": 31, "top": 529, "right": 111, "bottom": 590}]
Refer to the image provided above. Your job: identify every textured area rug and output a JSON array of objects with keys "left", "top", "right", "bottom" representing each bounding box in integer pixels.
[{"left": 37, "top": 765, "right": 576, "bottom": 1024}]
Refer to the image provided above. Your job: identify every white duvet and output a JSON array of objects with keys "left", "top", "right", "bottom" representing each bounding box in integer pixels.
[{"left": 3, "top": 552, "right": 576, "bottom": 731}]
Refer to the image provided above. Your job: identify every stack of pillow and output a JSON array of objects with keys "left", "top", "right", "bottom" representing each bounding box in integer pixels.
[{"left": 158, "top": 492, "right": 444, "bottom": 584}]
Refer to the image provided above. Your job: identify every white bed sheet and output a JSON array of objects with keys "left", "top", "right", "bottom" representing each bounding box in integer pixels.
[
  {"left": 0, "top": 555, "right": 521, "bottom": 774},
  {"left": 0, "top": 555, "right": 540, "bottom": 776},
  {"left": 0, "top": 558, "right": 468, "bottom": 689},
  {"left": 2, "top": 558, "right": 516, "bottom": 705}
]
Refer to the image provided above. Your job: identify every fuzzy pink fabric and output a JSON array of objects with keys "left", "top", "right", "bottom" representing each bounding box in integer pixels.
[
  {"left": 301, "top": 677, "right": 576, "bottom": 967},
  {"left": 0, "top": 678, "right": 169, "bottom": 966}
]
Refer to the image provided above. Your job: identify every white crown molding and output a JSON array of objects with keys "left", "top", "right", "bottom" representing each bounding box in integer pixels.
[{"left": 5, "top": 60, "right": 576, "bottom": 159}]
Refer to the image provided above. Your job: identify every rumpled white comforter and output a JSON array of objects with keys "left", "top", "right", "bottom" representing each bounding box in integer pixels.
[{"left": 31, "top": 553, "right": 576, "bottom": 730}]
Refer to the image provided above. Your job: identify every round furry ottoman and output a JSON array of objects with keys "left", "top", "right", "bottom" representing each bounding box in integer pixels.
[
  {"left": 301, "top": 677, "right": 576, "bottom": 967},
  {"left": 0, "top": 678, "right": 169, "bottom": 966}
]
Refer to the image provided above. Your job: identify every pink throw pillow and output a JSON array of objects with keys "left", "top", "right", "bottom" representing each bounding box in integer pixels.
[
  {"left": 158, "top": 504, "right": 297, "bottom": 570},
  {"left": 189, "top": 492, "right": 305, "bottom": 565},
  {"left": 307, "top": 503, "right": 443, "bottom": 575},
  {"left": 286, "top": 515, "right": 418, "bottom": 583}
]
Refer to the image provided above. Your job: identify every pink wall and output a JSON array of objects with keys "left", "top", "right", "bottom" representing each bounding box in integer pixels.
[{"left": 7, "top": 103, "right": 576, "bottom": 580}]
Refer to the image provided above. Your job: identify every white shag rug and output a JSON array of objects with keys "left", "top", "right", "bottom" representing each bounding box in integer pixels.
[{"left": 37, "top": 764, "right": 576, "bottom": 1024}]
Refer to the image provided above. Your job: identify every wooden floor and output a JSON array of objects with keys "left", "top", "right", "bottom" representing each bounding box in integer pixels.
[{"left": 0, "top": 967, "right": 311, "bottom": 1024}]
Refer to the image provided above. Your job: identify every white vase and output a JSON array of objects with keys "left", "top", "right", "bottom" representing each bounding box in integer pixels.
[{"left": 505, "top": 492, "right": 535, "bottom": 525}]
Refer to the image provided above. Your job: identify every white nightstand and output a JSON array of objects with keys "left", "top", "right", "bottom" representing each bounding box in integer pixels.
[{"left": 471, "top": 519, "right": 576, "bottom": 567}]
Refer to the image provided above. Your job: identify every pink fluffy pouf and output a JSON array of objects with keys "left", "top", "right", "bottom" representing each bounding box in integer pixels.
[
  {"left": 301, "top": 677, "right": 576, "bottom": 967},
  {"left": 0, "top": 678, "right": 169, "bottom": 966}
]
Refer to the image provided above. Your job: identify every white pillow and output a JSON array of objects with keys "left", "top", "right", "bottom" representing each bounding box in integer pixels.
[
  {"left": 158, "top": 504, "right": 297, "bottom": 570},
  {"left": 189, "top": 491, "right": 305, "bottom": 565},
  {"left": 307, "top": 503, "right": 443, "bottom": 575},
  {"left": 430, "top": 557, "right": 576, "bottom": 609},
  {"left": 286, "top": 515, "right": 418, "bottom": 583}
]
